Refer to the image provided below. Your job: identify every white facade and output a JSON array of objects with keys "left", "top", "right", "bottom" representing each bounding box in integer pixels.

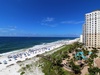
[{"left": 83, "top": 10, "right": 100, "bottom": 48}]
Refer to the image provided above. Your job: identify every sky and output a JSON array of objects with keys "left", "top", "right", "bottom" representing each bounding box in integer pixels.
[{"left": 0, "top": 0, "right": 100, "bottom": 37}]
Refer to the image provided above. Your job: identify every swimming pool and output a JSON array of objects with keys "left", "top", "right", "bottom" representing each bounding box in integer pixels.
[{"left": 75, "top": 51, "right": 92, "bottom": 60}]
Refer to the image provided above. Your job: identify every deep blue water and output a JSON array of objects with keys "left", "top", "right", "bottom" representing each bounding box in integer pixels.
[{"left": 0, "top": 37, "right": 77, "bottom": 54}]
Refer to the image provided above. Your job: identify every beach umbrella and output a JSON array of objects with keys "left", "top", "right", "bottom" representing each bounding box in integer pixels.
[{"left": 3, "top": 60, "right": 7, "bottom": 64}]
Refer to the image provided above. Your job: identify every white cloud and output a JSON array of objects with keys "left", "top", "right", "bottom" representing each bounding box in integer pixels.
[
  {"left": 41, "top": 17, "right": 57, "bottom": 27},
  {"left": 0, "top": 26, "right": 17, "bottom": 32},
  {"left": 41, "top": 23, "right": 57, "bottom": 27},
  {"left": 61, "top": 21, "right": 84, "bottom": 24},
  {"left": 9, "top": 26, "right": 17, "bottom": 29},
  {"left": 42, "top": 17, "right": 54, "bottom": 22}
]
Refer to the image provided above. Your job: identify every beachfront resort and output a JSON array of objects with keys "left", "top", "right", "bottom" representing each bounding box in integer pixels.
[
  {"left": 38, "top": 42, "right": 100, "bottom": 75},
  {"left": 37, "top": 10, "right": 100, "bottom": 75},
  {"left": 0, "top": 10, "right": 100, "bottom": 75}
]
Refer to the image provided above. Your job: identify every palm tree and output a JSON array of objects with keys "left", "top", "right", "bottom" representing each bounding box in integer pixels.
[
  {"left": 20, "top": 71, "right": 25, "bottom": 75},
  {"left": 83, "top": 48, "right": 89, "bottom": 56},
  {"left": 91, "top": 47, "right": 98, "bottom": 54},
  {"left": 62, "top": 53, "right": 70, "bottom": 59},
  {"left": 88, "top": 67, "right": 100, "bottom": 75},
  {"left": 69, "top": 59, "right": 81, "bottom": 74},
  {"left": 69, "top": 59, "right": 74, "bottom": 67},
  {"left": 87, "top": 58, "right": 93, "bottom": 68},
  {"left": 72, "top": 65, "right": 81, "bottom": 74},
  {"left": 90, "top": 53, "right": 98, "bottom": 60}
]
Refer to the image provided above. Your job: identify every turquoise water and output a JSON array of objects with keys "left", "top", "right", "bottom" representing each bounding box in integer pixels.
[{"left": 75, "top": 51, "right": 92, "bottom": 60}]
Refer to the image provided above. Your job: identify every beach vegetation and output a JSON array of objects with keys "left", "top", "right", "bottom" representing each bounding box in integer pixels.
[
  {"left": 18, "top": 41, "right": 99, "bottom": 75},
  {"left": 20, "top": 71, "right": 25, "bottom": 75},
  {"left": 39, "top": 45, "right": 75, "bottom": 75},
  {"left": 88, "top": 67, "right": 100, "bottom": 75},
  {"left": 39, "top": 42, "right": 99, "bottom": 75}
]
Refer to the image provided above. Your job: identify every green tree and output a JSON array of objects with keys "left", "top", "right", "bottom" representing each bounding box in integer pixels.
[
  {"left": 88, "top": 67, "right": 100, "bottom": 75},
  {"left": 69, "top": 59, "right": 81, "bottom": 74},
  {"left": 72, "top": 65, "right": 81, "bottom": 74},
  {"left": 87, "top": 58, "right": 93, "bottom": 68},
  {"left": 20, "top": 72, "right": 25, "bottom": 75},
  {"left": 92, "top": 47, "right": 98, "bottom": 54},
  {"left": 83, "top": 48, "right": 89, "bottom": 56},
  {"left": 90, "top": 53, "right": 98, "bottom": 60}
]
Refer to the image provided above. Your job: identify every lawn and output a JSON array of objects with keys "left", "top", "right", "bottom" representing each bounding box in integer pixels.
[{"left": 40, "top": 44, "right": 75, "bottom": 75}]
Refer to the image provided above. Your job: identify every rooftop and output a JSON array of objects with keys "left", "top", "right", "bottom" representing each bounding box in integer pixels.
[{"left": 86, "top": 10, "right": 100, "bottom": 15}]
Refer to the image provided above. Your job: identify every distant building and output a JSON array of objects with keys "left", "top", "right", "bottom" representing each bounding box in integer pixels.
[
  {"left": 83, "top": 10, "right": 100, "bottom": 48},
  {"left": 80, "top": 35, "right": 83, "bottom": 43}
]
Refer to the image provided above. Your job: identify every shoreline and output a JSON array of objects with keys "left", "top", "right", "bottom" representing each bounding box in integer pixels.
[
  {"left": 0, "top": 39, "right": 69, "bottom": 56},
  {"left": 0, "top": 38, "right": 79, "bottom": 75}
]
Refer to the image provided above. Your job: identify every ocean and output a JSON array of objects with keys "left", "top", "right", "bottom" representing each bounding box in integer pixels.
[{"left": 0, "top": 37, "right": 77, "bottom": 54}]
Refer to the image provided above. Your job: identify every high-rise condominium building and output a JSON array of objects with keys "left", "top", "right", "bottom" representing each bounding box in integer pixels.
[{"left": 83, "top": 10, "right": 100, "bottom": 48}]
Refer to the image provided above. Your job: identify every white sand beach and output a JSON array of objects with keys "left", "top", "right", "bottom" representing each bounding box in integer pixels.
[{"left": 0, "top": 38, "right": 79, "bottom": 75}]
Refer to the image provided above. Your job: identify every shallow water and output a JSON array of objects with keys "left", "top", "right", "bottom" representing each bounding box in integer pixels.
[{"left": 0, "top": 37, "right": 77, "bottom": 53}]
